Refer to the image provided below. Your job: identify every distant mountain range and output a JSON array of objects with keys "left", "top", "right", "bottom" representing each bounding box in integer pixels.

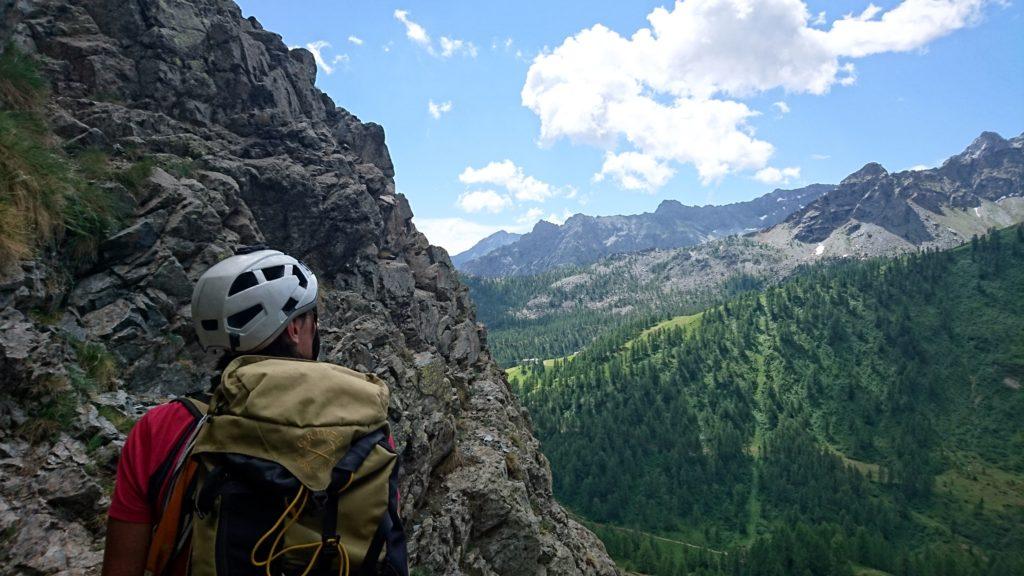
[
  {"left": 455, "top": 184, "right": 834, "bottom": 277},
  {"left": 451, "top": 230, "right": 522, "bottom": 267},
  {"left": 458, "top": 131, "right": 1024, "bottom": 278},
  {"left": 758, "top": 131, "right": 1024, "bottom": 258}
]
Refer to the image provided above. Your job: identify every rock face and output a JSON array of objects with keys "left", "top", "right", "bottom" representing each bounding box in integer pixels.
[
  {"left": 0, "top": 1, "right": 618, "bottom": 574},
  {"left": 760, "top": 132, "right": 1024, "bottom": 258},
  {"left": 458, "top": 184, "right": 833, "bottom": 277}
]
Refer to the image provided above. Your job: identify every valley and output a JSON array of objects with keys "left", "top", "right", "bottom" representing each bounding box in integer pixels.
[{"left": 500, "top": 226, "right": 1024, "bottom": 575}]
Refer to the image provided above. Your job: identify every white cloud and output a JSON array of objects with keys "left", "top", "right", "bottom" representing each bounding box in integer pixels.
[
  {"left": 414, "top": 217, "right": 507, "bottom": 255},
  {"left": 522, "top": 0, "right": 992, "bottom": 186},
  {"left": 826, "top": 0, "right": 986, "bottom": 58},
  {"left": 754, "top": 166, "right": 801, "bottom": 185},
  {"left": 907, "top": 164, "right": 931, "bottom": 171},
  {"left": 813, "top": 11, "right": 827, "bottom": 26},
  {"left": 394, "top": 9, "right": 475, "bottom": 58},
  {"left": 459, "top": 160, "right": 554, "bottom": 202},
  {"left": 394, "top": 9, "right": 431, "bottom": 47},
  {"left": 428, "top": 99, "right": 453, "bottom": 119},
  {"left": 772, "top": 101, "right": 791, "bottom": 115},
  {"left": 594, "top": 151, "right": 675, "bottom": 192},
  {"left": 440, "top": 36, "right": 478, "bottom": 58},
  {"left": 811, "top": 153, "right": 831, "bottom": 160},
  {"left": 457, "top": 190, "right": 512, "bottom": 213},
  {"left": 298, "top": 40, "right": 346, "bottom": 75},
  {"left": 517, "top": 207, "right": 546, "bottom": 224},
  {"left": 546, "top": 209, "right": 574, "bottom": 225},
  {"left": 348, "top": 35, "right": 364, "bottom": 46}
]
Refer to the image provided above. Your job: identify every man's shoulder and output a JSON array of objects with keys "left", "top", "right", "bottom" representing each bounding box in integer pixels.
[{"left": 136, "top": 400, "right": 201, "bottom": 436}]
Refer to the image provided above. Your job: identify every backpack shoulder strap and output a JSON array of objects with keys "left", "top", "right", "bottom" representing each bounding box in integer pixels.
[
  {"left": 146, "top": 398, "right": 207, "bottom": 514},
  {"left": 144, "top": 398, "right": 209, "bottom": 576}
]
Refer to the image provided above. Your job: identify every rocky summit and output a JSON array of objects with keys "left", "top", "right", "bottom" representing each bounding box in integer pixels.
[{"left": 0, "top": 0, "right": 617, "bottom": 574}]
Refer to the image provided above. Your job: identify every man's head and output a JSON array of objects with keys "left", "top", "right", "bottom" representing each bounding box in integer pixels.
[{"left": 191, "top": 249, "right": 320, "bottom": 360}]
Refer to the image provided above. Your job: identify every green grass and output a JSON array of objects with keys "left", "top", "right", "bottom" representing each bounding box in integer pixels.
[
  {"left": 633, "top": 312, "right": 703, "bottom": 344},
  {"left": 72, "top": 339, "right": 118, "bottom": 391},
  {"left": 97, "top": 405, "right": 135, "bottom": 435},
  {"left": 0, "top": 43, "right": 45, "bottom": 109},
  {"left": 0, "top": 47, "right": 129, "bottom": 266}
]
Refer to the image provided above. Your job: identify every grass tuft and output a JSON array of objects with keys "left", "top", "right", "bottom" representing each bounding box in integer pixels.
[
  {"left": 0, "top": 44, "right": 46, "bottom": 109},
  {"left": 73, "top": 339, "right": 118, "bottom": 390},
  {"left": 0, "top": 47, "right": 130, "bottom": 266}
]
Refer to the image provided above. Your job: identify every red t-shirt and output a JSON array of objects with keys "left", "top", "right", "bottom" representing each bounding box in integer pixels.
[
  {"left": 109, "top": 402, "right": 195, "bottom": 523},
  {"left": 109, "top": 402, "right": 400, "bottom": 524}
]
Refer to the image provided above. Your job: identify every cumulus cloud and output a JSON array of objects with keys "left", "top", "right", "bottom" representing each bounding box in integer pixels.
[
  {"left": 594, "top": 151, "right": 676, "bottom": 192},
  {"left": 772, "top": 101, "right": 791, "bottom": 115},
  {"left": 459, "top": 160, "right": 554, "bottom": 202},
  {"left": 414, "top": 217, "right": 507, "bottom": 255},
  {"left": 522, "top": 0, "right": 992, "bottom": 186},
  {"left": 457, "top": 190, "right": 512, "bottom": 213},
  {"left": 348, "top": 35, "right": 364, "bottom": 46},
  {"left": 754, "top": 166, "right": 801, "bottom": 184},
  {"left": 394, "top": 9, "right": 476, "bottom": 58},
  {"left": 298, "top": 40, "right": 347, "bottom": 75},
  {"left": 428, "top": 99, "right": 453, "bottom": 119}
]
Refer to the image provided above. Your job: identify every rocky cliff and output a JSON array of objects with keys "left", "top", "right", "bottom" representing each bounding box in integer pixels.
[{"left": 0, "top": 1, "right": 617, "bottom": 574}]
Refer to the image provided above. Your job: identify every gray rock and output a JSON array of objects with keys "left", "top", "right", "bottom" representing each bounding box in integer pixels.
[
  {"left": 101, "top": 220, "right": 158, "bottom": 263},
  {"left": 148, "top": 256, "right": 192, "bottom": 300}
]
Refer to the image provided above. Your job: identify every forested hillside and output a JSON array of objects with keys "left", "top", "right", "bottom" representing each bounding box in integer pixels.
[
  {"left": 509, "top": 225, "right": 1024, "bottom": 575},
  {"left": 465, "top": 237, "right": 783, "bottom": 366}
]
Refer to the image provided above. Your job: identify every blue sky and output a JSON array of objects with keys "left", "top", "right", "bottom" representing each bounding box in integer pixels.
[{"left": 236, "top": 0, "right": 1024, "bottom": 254}]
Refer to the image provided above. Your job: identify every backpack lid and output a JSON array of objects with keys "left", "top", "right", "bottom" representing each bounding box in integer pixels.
[{"left": 192, "top": 355, "right": 390, "bottom": 491}]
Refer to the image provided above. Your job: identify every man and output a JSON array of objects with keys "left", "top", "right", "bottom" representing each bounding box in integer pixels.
[{"left": 102, "top": 249, "right": 321, "bottom": 576}]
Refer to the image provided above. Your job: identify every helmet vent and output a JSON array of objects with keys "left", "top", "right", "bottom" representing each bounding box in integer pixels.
[
  {"left": 228, "top": 271, "right": 259, "bottom": 296},
  {"left": 293, "top": 267, "right": 307, "bottom": 288},
  {"left": 262, "top": 265, "right": 285, "bottom": 280},
  {"left": 282, "top": 297, "right": 298, "bottom": 313},
  {"left": 227, "top": 303, "right": 264, "bottom": 328},
  {"left": 201, "top": 319, "right": 219, "bottom": 331}
]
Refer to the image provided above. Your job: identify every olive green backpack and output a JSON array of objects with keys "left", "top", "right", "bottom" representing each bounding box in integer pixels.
[{"left": 174, "top": 355, "right": 407, "bottom": 576}]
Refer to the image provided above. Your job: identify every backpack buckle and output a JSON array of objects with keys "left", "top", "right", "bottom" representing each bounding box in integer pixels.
[{"left": 322, "top": 535, "right": 339, "bottom": 549}]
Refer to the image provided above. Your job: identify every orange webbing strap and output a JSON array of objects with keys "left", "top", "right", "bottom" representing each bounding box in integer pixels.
[
  {"left": 144, "top": 399, "right": 208, "bottom": 576},
  {"left": 144, "top": 458, "right": 199, "bottom": 576}
]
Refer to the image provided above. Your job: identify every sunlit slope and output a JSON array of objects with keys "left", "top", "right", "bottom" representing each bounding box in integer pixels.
[{"left": 509, "top": 225, "right": 1024, "bottom": 574}]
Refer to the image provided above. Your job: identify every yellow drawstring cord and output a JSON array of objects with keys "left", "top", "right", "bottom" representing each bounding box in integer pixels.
[{"left": 248, "top": 475, "right": 356, "bottom": 576}]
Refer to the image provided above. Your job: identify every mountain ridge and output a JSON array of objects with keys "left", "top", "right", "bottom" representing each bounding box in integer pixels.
[
  {"left": 759, "top": 131, "right": 1024, "bottom": 258},
  {"left": 458, "top": 184, "right": 834, "bottom": 277}
]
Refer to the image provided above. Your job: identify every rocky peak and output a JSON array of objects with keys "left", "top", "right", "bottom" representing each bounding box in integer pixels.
[
  {"left": 950, "top": 131, "right": 1010, "bottom": 164},
  {"left": 0, "top": 1, "right": 617, "bottom": 574},
  {"left": 841, "top": 162, "right": 888, "bottom": 185}
]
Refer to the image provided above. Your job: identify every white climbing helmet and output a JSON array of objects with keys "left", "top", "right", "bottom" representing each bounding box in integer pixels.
[{"left": 191, "top": 249, "right": 318, "bottom": 352}]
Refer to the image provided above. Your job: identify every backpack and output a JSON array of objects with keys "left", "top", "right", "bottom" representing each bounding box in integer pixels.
[{"left": 145, "top": 355, "right": 408, "bottom": 576}]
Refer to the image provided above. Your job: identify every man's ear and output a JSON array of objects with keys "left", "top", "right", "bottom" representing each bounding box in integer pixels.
[{"left": 283, "top": 317, "right": 302, "bottom": 344}]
